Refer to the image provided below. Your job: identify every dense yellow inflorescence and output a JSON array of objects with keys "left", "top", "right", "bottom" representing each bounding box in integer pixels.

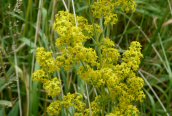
[
  {"left": 43, "top": 78, "right": 61, "bottom": 97},
  {"left": 62, "top": 93, "right": 86, "bottom": 113},
  {"left": 92, "top": 0, "right": 136, "bottom": 25},
  {"left": 36, "top": 47, "right": 59, "bottom": 73},
  {"left": 53, "top": 11, "right": 94, "bottom": 48},
  {"left": 47, "top": 100, "right": 62, "bottom": 115},
  {"left": 32, "top": 69, "right": 48, "bottom": 83},
  {"left": 32, "top": 0, "right": 145, "bottom": 115},
  {"left": 100, "top": 38, "right": 120, "bottom": 68},
  {"left": 47, "top": 93, "right": 86, "bottom": 115}
]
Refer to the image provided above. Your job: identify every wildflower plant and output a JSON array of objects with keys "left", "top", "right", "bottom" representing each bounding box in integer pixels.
[{"left": 32, "top": 0, "right": 145, "bottom": 115}]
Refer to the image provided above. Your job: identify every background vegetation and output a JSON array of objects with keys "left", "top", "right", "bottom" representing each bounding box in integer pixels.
[{"left": 0, "top": 0, "right": 172, "bottom": 115}]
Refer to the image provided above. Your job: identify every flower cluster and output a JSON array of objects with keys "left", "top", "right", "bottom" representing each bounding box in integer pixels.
[
  {"left": 46, "top": 100, "right": 61, "bottom": 116},
  {"left": 36, "top": 47, "right": 59, "bottom": 73},
  {"left": 53, "top": 11, "right": 94, "bottom": 48},
  {"left": 52, "top": 11, "right": 99, "bottom": 71},
  {"left": 56, "top": 44, "right": 98, "bottom": 71},
  {"left": 32, "top": 70, "right": 61, "bottom": 98},
  {"left": 32, "top": 69, "right": 48, "bottom": 83},
  {"left": 78, "top": 40, "right": 145, "bottom": 115},
  {"left": 47, "top": 93, "right": 85, "bottom": 115},
  {"left": 116, "top": 0, "right": 137, "bottom": 12},
  {"left": 91, "top": 0, "right": 136, "bottom": 25},
  {"left": 91, "top": 0, "right": 118, "bottom": 25},
  {"left": 62, "top": 93, "right": 86, "bottom": 112},
  {"left": 100, "top": 38, "right": 120, "bottom": 68},
  {"left": 43, "top": 78, "right": 61, "bottom": 97},
  {"left": 32, "top": 0, "right": 145, "bottom": 115}
]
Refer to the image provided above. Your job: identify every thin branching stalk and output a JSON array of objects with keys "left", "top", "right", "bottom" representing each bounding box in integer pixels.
[
  {"left": 117, "top": 14, "right": 133, "bottom": 46},
  {"left": 154, "top": 20, "right": 172, "bottom": 79},
  {"left": 139, "top": 71, "right": 170, "bottom": 116},
  {"left": 31, "top": 0, "right": 43, "bottom": 73},
  {"left": 58, "top": 72, "right": 64, "bottom": 98},
  {"left": 167, "top": 0, "right": 172, "bottom": 16},
  {"left": 62, "top": 0, "right": 69, "bottom": 11},
  {"left": 121, "top": 13, "right": 150, "bottom": 43},
  {"left": 26, "top": 73, "right": 29, "bottom": 116},
  {"left": 139, "top": 69, "right": 162, "bottom": 84},
  {"left": 158, "top": 32, "right": 172, "bottom": 105},
  {"left": 68, "top": 73, "right": 73, "bottom": 90},
  {"left": 31, "top": 1, "right": 42, "bottom": 75},
  {"left": 86, "top": 84, "right": 92, "bottom": 116},
  {"left": 31, "top": 0, "right": 43, "bottom": 115},
  {"left": 158, "top": 33, "right": 172, "bottom": 78},
  {"left": 73, "top": 83, "right": 77, "bottom": 92},
  {"left": 93, "top": 87, "right": 98, "bottom": 96},
  {"left": 13, "top": 44, "right": 22, "bottom": 116},
  {"left": 71, "top": 0, "right": 78, "bottom": 26},
  {"left": 50, "top": 0, "right": 57, "bottom": 50},
  {"left": 68, "top": 0, "right": 71, "bottom": 12}
]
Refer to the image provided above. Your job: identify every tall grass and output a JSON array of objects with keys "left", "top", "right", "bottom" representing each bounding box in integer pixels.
[{"left": 0, "top": 0, "right": 172, "bottom": 115}]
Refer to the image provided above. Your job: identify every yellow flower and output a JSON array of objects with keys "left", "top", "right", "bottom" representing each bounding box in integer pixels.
[
  {"left": 62, "top": 93, "right": 86, "bottom": 113},
  {"left": 104, "top": 13, "right": 118, "bottom": 25},
  {"left": 43, "top": 78, "right": 61, "bottom": 97},
  {"left": 54, "top": 11, "right": 93, "bottom": 48},
  {"left": 32, "top": 69, "right": 48, "bottom": 83},
  {"left": 91, "top": 1, "right": 117, "bottom": 25},
  {"left": 114, "top": 104, "right": 139, "bottom": 116},
  {"left": 84, "top": 96, "right": 101, "bottom": 116},
  {"left": 115, "top": 0, "right": 137, "bottom": 12},
  {"left": 36, "top": 47, "right": 59, "bottom": 73},
  {"left": 47, "top": 100, "right": 62, "bottom": 116},
  {"left": 122, "top": 41, "right": 143, "bottom": 71},
  {"left": 33, "top": 1, "right": 144, "bottom": 114}
]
